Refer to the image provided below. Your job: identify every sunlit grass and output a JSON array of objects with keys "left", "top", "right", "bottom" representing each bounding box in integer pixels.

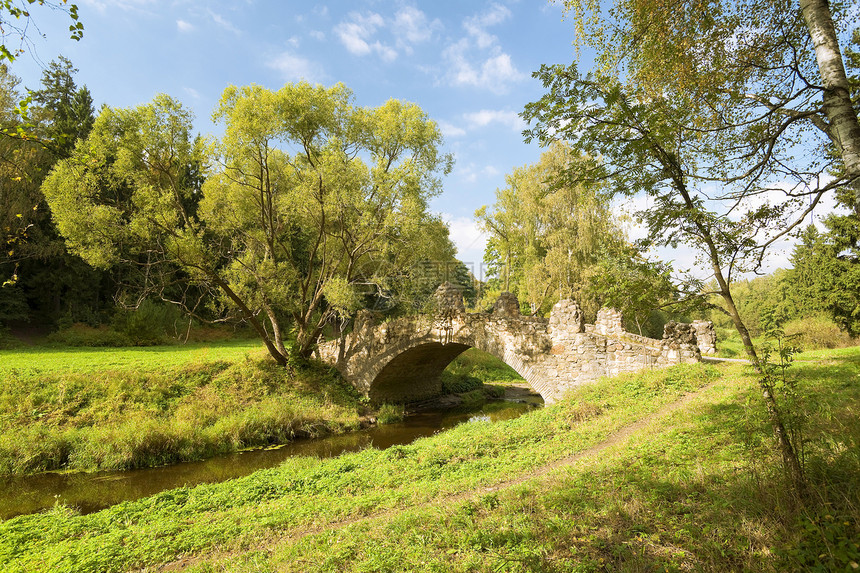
[
  {"left": 0, "top": 339, "right": 263, "bottom": 377},
  {"left": 1, "top": 348, "right": 858, "bottom": 572}
]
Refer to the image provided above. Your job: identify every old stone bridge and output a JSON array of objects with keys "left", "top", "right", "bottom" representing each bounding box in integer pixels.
[{"left": 317, "top": 283, "right": 715, "bottom": 405}]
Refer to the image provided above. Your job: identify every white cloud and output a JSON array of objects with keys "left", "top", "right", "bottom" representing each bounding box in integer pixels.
[
  {"left": 463, "top": 109, "right": 525, "bottom": 131},
  {"left": 464, "top": 4, "right": 511, "bottom": 49},
  {"left": 438, "top": 121, "right": 467, "bottom": 138},
  {"left": 455, "top": 162, "right": 504, "bottom": 185},
  {"left": 176, "top": 19, "right": 194, "bottom": 33},
  {"left": 208, "top": 10, "right": 241, "bottom": 35},
  {"left": 442, "top": 5, "right": 524, "bottom": 93},
  {"left": 335, "top": 6, "right": 438, "bottom": 62},
  {"left": 267, "top": 52, "right": 321, "bottom": 82},
  {"left": 442, "top": 214, "right": 488, "bottom": 267},
  {"left": 309, "top": 30, "right": 326, "bottom": 41},
  {"left": 335, "top": 12, "right": 392, "bottom": 58},
  {"left": 393, "top": 5, "right": 441, "bottom": 50},
  {"left": 182, "top": 87, "right": 201, "bottom": 99}
]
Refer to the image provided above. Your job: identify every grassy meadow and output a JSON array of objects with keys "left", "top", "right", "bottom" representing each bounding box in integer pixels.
[
  {"left": 0, "top": 342, "right": 518, "bottom": 475},
  {"left": 0, "top": 340, "right": 366, "bottom": 475},
  {"left": 0, "top": 345, "right": 857, "bottom": 571}
]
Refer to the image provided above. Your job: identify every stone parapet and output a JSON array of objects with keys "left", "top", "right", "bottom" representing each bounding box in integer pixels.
[
  {"left": 692, "top": 320, "right": 717, "bottom": 355},
  {"left": 317, "top": 299, "right": 706, "bottom": 405}
]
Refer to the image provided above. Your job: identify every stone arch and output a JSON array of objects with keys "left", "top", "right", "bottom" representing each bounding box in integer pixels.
[{"left": 364, "top": 329, "right": 551, "bottom": 404}]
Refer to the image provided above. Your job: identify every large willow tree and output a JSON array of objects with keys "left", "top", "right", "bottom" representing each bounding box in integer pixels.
[
  {"left": 476, "top": 142, "right": 674, "bottom": 322},
  {"left": 43, "top": 83, "right": 454, "bottom": 363}
]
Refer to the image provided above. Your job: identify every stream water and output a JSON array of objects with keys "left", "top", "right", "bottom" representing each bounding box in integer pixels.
[{"left": 0, "top": 394, "right": 542, "bottom": 520}]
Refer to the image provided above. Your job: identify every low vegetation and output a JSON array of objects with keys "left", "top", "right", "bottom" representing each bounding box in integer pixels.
[
  {"left": 2, "top": 347, "right": 857, "bottom": 571},
  {"left": 0, "top": 341, "right": 365, "bottom": 475},
  {"left": 0, "top": 344, "right": 521, "bottom": 476}
]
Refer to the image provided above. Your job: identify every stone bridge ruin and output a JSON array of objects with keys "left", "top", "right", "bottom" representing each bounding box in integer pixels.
[{"left": 317, "top": 283, "right": 715, "bottom": 405}]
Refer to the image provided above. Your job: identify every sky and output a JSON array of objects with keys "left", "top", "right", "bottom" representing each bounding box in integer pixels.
[{"left": 7, "top": 0, "right": 844, "bottom": 283}]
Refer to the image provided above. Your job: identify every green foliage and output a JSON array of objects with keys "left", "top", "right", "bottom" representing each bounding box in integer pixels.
[
  {"left": 111, "top": 298, "right": 182, "bottom": 346},
  {"left": 785, "top": 223, "right": 860, "bottom": 338},
  {"left": 476, "top": 142, "right": 631, "bottom": 316},
  {"left": 376, "top": 403, "right": 405, "bottom": 425},
  {"left": 43, "top": 83, "right": 455, "bottom": 364},
  {"left": 783, "top": 314, "right": 856, "bottom": 350},
  {"left": 443, "top": 347, "right": 525, "bottom": 386},
  {"left": 440, "top": 370, "right": 483, "bottom": 394},
  {"left": 0, "top": 2, "right": 83, "bottom": 64},
  {"left": 46, "top": 323, "right": 132, "bottom": 347},
  {"left": 0, "top": 343, "right": 362, "bottom": 474}
]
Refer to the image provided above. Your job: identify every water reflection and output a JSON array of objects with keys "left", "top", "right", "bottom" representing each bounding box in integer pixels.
[{"left": 0, "top": 398, "right": 540, "bottom": 519}]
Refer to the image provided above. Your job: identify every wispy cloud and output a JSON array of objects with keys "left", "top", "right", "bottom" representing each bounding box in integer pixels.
[
  {"left": 463, "top": 109, "right": 525, "bottom": 131},
  {"left": 438, "top": 120, "right": 467, "bottom": 138},
  {"left": 176, "top": 19, "right": 194, "bottom": 33},
  {"left": 208, "top": 10, "right": 241, "bottom": 35},
  {"left": 334, "top": 5, "right": 439, "bottom": 62},
  {"left": 267, "top": 51, "right": 322, "bottom": 83},
  {"left": 335, "top": 12, "right": 389, "bottom": 57},
  {"left": 443, "top": 4, "right": 525, "bottom": 94}
]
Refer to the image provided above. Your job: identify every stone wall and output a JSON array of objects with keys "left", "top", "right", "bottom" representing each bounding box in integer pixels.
[
  {"left": 317, "top": 288, "right": 704, "bottom": 405},
  {"left": 692, "top": 320, "right": 717, "bottom": 355}
]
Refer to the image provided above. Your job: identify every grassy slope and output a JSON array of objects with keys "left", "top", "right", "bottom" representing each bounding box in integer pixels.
[
  {"left": 0, "top": 341, "right": 364, "bottom": 474},
  {"left": 1, "top": 348, "right": 858, "bottom": 572}
]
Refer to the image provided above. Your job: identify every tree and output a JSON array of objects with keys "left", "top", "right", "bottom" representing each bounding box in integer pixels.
[
  {"left": 43, "top": 84, "right": 454, "bottom": 363},
  {"left": 1, "top": 59, "right": 104, "bottom": 328},
  {"left": 0, "top": 0, "right": 82, "bottom": 64},
  {"left": 587, "top": 250, "right": 679, "bottom": 337},
  {"left": 556, "top": 0, "right": 860, "bottom": 205},
  {"left": 30, "top": 55, "right": 94, "bottom": 156},
  {"left": 476, "top": 142, "right": 624, "bottom": 316},
  {"left": 521, "top": 0, "right": 860, "bottom": 491},
  {"left": 785, "top": 219, "right": 860, "bottom": 337}
]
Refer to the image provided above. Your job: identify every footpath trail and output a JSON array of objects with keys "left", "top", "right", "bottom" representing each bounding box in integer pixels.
[{"left": 148, "top": 377, "right": 722, "bottom": 573}]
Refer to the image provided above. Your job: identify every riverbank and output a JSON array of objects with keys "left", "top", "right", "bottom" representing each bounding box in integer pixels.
[
  {"left": 0, "top": 343, "right": 523, "bottom": 475},
  {"left": 0, "top": 341, "right": 365, "bottom": 475},
  {"left": 2, "top": 347, "right": 857, "bottom": 571}
]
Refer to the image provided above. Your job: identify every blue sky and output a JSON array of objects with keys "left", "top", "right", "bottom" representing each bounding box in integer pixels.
[
  {"left": 10, "top": 0, "right": 845, "bottom": 282},
  {"left": 11, "top": 0, "right": 584, "bottom": 278}
]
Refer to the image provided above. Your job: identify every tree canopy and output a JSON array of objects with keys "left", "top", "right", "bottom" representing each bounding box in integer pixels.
[
  {"left": 0, "top": 0, "right": 83, "bottom": 64},
  {"left": 42, "top": 83, "right": 455, "bottom": 363},
  {"left": 522, "top": 0, "right": 860, "bottom": 490}
]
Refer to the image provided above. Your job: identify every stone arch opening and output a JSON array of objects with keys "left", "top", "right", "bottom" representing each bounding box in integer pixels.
[{"left": 367, "top": 341, "right": 541, "bottom": 405}]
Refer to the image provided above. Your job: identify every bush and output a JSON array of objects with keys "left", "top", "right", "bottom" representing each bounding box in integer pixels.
[
  {"left": 441, "top": 370, "right": 483, "bottom": 394},
  {"left": 47, "top": 324, "right": 133, "bottom": 347},
  {"left": 0, "top": 328, "right": 23, "bottom": 350},
  {"left": 377, "top": 403, "right": 405, "bottom": 425},
  {"left": 113, "top": 299, "right": 182, "bottom": 345},
  {"left": 783, "top": 314, "right": 856, "bottom": 350}
]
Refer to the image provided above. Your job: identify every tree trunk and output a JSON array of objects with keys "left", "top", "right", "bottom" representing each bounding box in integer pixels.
[
  {"left": 714, "top": 269, "right": 806, "bottom": 493},
  {"left": 800, "top": 0, "right": 860, "bottom": 207}
]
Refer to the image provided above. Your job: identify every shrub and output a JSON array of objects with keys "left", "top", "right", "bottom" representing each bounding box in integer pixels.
[
  {"left": 783, "top": 314, "right": 856, "bottom": 350},
  {"left": 47, "top": 324, "right": 133, "bottom": 347},
  {"left": 113, "top": 299, "right": 182, "bottom": 345},
  {"left": 377, "top": 403, "right": 405, "bottom": 425},
  {"left": 441, "top": 371, "right": 483, "bottom": 394}
]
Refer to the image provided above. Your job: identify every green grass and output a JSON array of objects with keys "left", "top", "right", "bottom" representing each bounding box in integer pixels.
[
  {"left": 0, "top": 339, "right": 261, "bottom": 377},
  {"left": 0, "top": 340, "right": 364, "bottom": 474},
  {"left": 2, "top": 347, "right": 858, "bottom": 572}
]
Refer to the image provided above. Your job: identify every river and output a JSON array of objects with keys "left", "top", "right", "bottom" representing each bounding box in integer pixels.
[{"left": 0, "top": 391, "right": 542, "bottom": 520}]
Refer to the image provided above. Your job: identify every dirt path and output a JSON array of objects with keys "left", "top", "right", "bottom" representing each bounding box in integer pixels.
[{"left": 147, "top": 380, "right": 718, "bottom": 572}]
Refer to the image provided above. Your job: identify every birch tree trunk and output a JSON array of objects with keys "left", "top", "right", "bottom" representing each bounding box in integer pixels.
[{"left": 800, "top": 0, "right": 860, "bottom": 207}]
